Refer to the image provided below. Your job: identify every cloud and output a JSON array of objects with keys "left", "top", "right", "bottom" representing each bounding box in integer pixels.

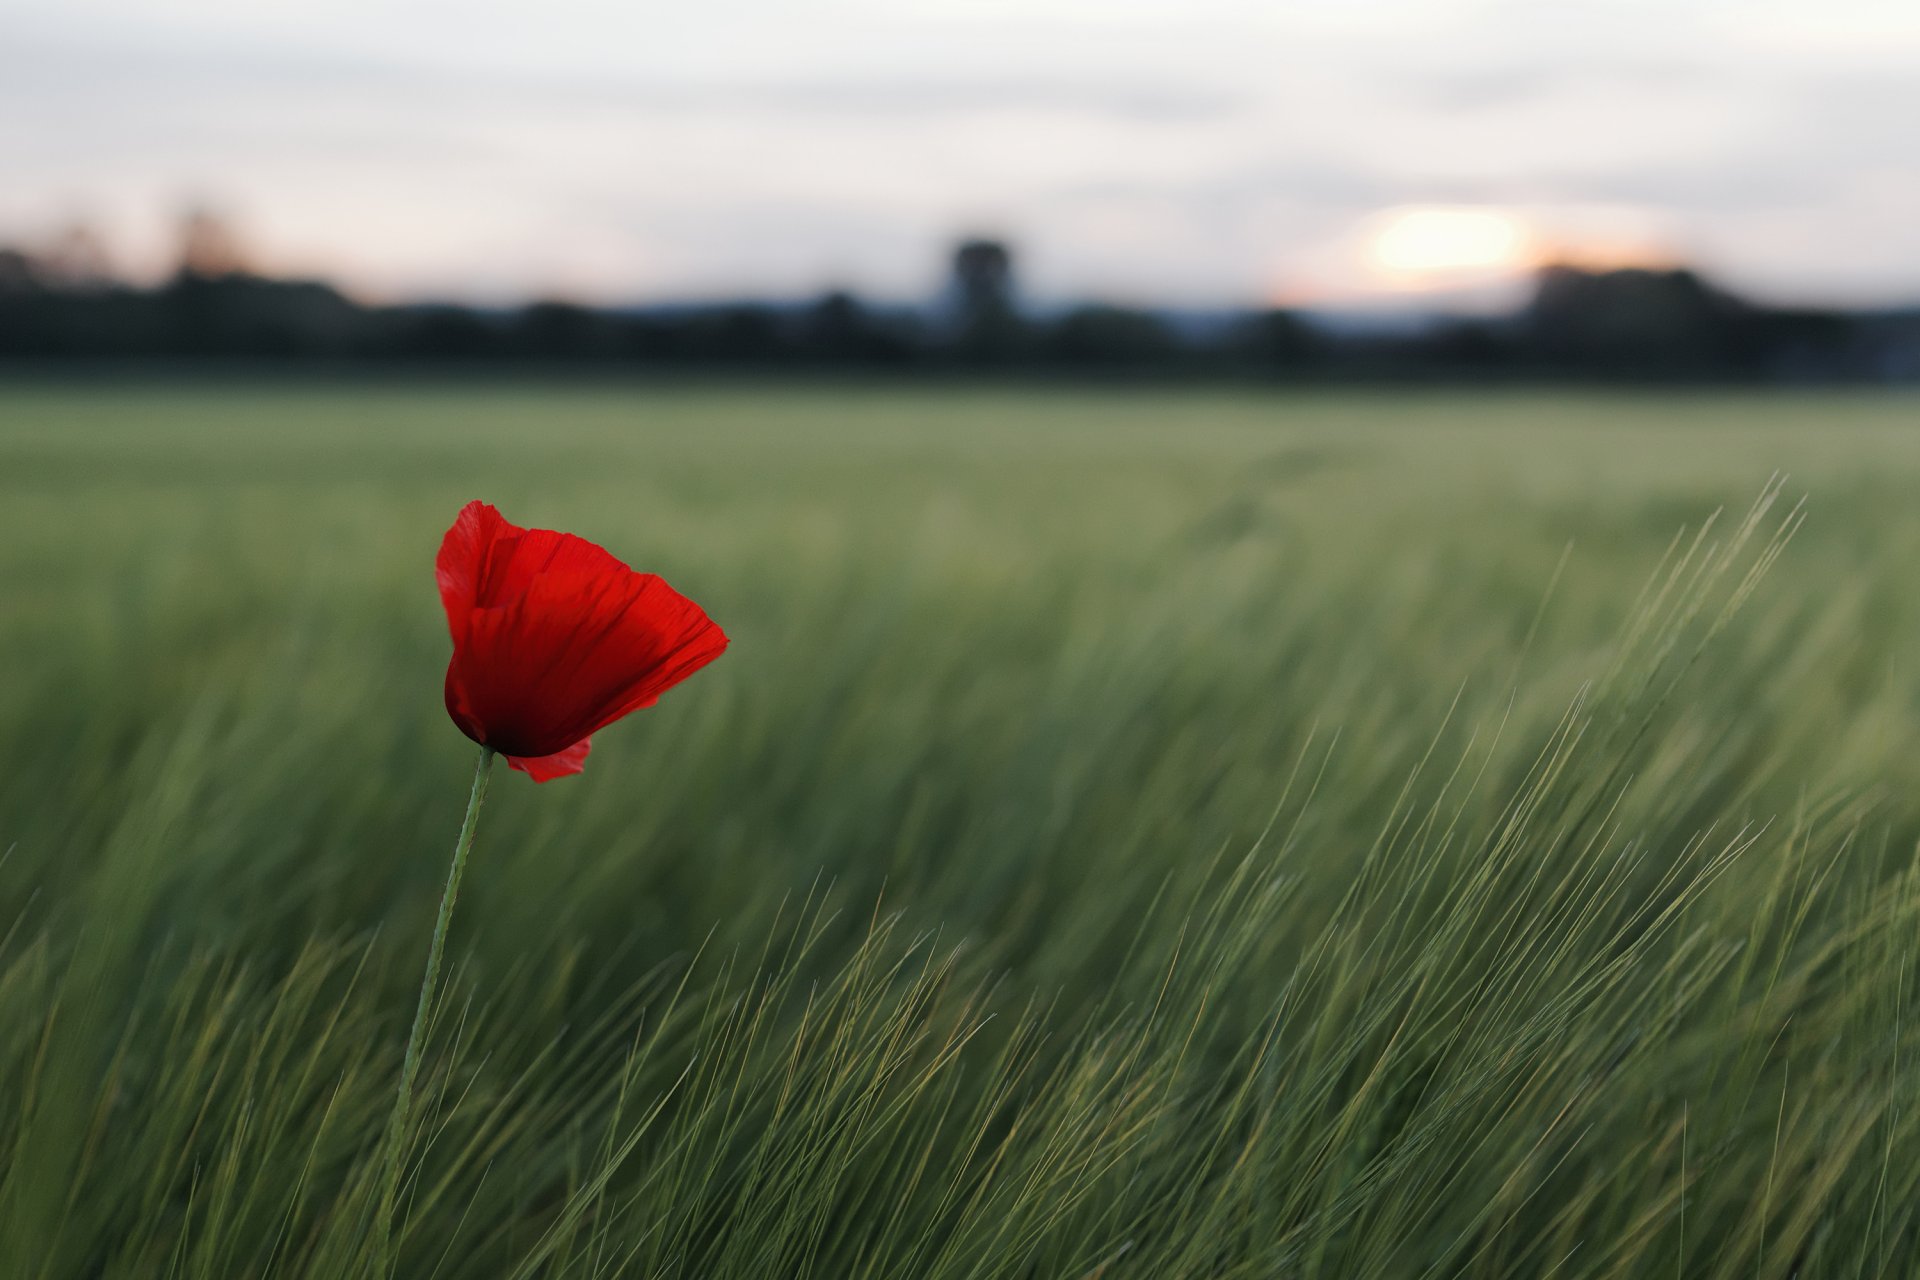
[
  {"left": 1051, "top": 161, "right": 1402, "bottom": 215},
  {"left": 4, "top": 0, "right": 1920, "bottom": 305},
  {"left": 0, "top": 20, "right": 1245, "bottom": 124}
]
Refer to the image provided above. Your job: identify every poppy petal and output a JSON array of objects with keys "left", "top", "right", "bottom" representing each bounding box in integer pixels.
[
  {"left": 444, "top": 662, "right": 486, "bottom": 746},
  {"left": 474, "top": 526, "right": 629, "bottom": 612},
  {"left": 537, "top": 573, "right": 727, "bottom": 746},
  {"left": 437, "top": 502, "right": 726, "bottom": 774},
  {"left": 447, "top": 562, "right": 726, "bottom": 758},
  {"left": 505, "top": 738, "right": 591, "bottom": 782},
  {"left": 436, "top": 501, "right": 525, "bottom": 638}
]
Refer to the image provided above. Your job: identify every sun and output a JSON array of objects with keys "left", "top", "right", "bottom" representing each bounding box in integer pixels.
[{"left": 1367, "top": 207, "right": 1532, "bottom": 281}]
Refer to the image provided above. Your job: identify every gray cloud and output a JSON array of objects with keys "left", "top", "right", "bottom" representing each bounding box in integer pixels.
[
  {"left": 4, "top": 2, "right": 1918, "bottom": 306},
  {"left": 0, "top": 24, "right": 1245, "bottom": 126},
  {"left": 1399, "top": 59, "right": 1719, "bottom": 114},
  {"left": 1052, "top": 161, "right": 1403, "bottom": 215}
]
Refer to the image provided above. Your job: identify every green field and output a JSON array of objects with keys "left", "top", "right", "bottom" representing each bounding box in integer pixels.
[{"left": 3, "top": 383, "right": 1919, "bottom": 1277}]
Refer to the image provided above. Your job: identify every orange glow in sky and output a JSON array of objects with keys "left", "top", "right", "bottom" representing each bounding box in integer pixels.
[{"left": 1367, "top": 207, "right": 1534, "bottom": 283}]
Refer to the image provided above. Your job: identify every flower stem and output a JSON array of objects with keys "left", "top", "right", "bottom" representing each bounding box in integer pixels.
[{"left": 375, "top": 744, "right": 494, "bottom": 1272}]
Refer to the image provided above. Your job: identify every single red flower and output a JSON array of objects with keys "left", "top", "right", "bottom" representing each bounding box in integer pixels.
[{"left": 436, "top": 501, "right": 727, "bottom": 781}]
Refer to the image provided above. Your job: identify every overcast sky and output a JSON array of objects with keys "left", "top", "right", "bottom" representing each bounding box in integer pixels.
[{"left": 3, "top": 0, "right": 1917, "bottom": 308}]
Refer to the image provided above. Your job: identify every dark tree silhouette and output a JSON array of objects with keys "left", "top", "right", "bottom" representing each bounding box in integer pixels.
[
  {"left": 0, "top": 219, "right": 1915, "bottom": 382},
  {"left": 176, "top": 206, "right": 250, "bottom": 282}
]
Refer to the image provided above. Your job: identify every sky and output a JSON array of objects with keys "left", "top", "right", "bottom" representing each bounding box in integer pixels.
[{"left": 3, "top": 0, "right": 1918, "bottom": 310}]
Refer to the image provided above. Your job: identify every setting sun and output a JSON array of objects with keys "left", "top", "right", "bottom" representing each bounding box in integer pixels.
[{"left": 1368, "top": 207, "right": 1532, "bottom": 281}]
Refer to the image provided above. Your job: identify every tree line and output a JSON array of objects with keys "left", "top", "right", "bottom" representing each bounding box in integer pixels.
[{"left": 2, "top": 234, "right": 1915, "bottom": 383}]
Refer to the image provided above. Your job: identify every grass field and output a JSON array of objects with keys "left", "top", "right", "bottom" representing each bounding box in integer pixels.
[{"left": 3, "top": 383, "right": 1920, "bottom": 1277}]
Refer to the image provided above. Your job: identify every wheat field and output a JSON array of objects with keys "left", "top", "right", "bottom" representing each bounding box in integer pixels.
[{"left": 1, "top": 382, "right": 1917, "bottom": 1277}]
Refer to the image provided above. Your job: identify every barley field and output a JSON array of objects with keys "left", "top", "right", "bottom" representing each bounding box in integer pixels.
[{"left": 2, "top": 382, "right": 1918, "bottom": 1277}]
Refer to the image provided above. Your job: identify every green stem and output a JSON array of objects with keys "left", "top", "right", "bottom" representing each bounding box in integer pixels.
[{"left": 375, "top": 744, "right": 494, "bottom": 1272}]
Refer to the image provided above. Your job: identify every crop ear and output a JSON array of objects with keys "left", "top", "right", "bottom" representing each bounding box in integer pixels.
[{"left": 504, "top": 737, "right": 592, "bottom": 782}]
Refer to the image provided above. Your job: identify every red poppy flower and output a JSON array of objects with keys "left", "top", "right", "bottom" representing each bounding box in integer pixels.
[{"left": 436, "top": 501, "right": 728, "bottom": 781}]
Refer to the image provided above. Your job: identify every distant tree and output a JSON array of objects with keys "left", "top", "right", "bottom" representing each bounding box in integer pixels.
[
  {"left": 614, "top": 313, "right": 676, "bottom": 363},
  {"left": 795, "top": 291, "right": 919, "bottom": 366},
  {"left": 383, "top": 305, "right": 501, "bottom": 361},
  {"left": 158, "top": 272, "right": 359, "bottom": 358},
  {"left": 1044, "top": 305, "right": 1182, "bottom": 368},
  {"left": 800, "top": 291, "right": 867, "bottom": 361},
  {"left": 513, "top": 301, "right": 618, "bottom": 360},
  {"left": 1419, "top": 319, "right": 1517, "bottom": 373},
  {"left": 176, "top": 206, "right": 250, "bottom": 281},
  {"left": 1231, "top": 308, "right": 1323, "bottom": 374},
  {"left": 37, "top": 221, "right": 117, "bottom": 291},
  {"left": 679, "top": 305, "right": 786, "bottom": 363},
  {"left": 1741, "top": 307, "right": 1860, "bottom": 382},
  {"left": 1523, "top": 265, "right": 1753, "bottom": 377},
  {"left": 0, "top": 248, "right": 40, "bottom": 296}
]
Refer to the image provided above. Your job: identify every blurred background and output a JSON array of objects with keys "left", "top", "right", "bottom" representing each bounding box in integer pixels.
[
  {"left": 9, "top": 6, "right": 1920, "bottom": 1274},
  {"left": 4, "top": 0, "right": 1918, "bottom": 379}
]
